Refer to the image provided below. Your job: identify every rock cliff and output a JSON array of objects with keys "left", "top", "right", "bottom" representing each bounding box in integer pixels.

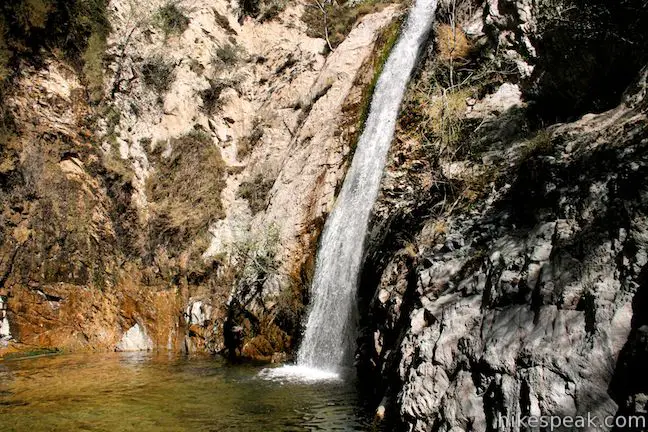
[
  {"left": 361, "top": 0, "right": 648, "bottom": 430},
  {"left": 2, "top": 0, "right": 648, "bottom": 430},
  {"left": 0, "top": 0, "right": 401, "bottom": 358}
]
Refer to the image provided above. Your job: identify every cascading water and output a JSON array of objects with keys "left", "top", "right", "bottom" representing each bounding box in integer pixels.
[{"left": 262, "top": 0, "right": 438, "bottom": 381}]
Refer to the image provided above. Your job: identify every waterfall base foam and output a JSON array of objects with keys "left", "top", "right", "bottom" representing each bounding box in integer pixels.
[{"left": 258, "top": 365, "right": 341, "bottom": 383}]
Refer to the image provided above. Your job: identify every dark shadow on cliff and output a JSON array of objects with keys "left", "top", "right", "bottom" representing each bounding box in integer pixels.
[{"left": 526, "top": 0, "right": 648, "bottom": 122}]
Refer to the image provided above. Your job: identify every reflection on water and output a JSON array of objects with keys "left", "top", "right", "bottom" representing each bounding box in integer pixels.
[{"left": 0, "top": 352, "right": 374, "bottom": 432}]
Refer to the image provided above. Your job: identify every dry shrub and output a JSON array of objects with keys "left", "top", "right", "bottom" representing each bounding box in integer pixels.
[
  {"left": 155, "top": 2, "right": 190, "bottom": 37},
  {"left": 301, "top": 0, "right": 392, "bottom": 50},
  {"left": 237, "top": 173, "right": 275, "bottom": 214},
  {"left": 141, "top": 56, "right": 175, "bottom": 94},
  {"left": 436, "top": 24, "right": 471, "bottom": 63},
  {"left": 0, "top": 0, "right": 111, "bottom": 90},
  {"left": 214, "top": 43, "right": 242, "bottom": 66},
  {"left": 238, "top": 0, "right": 286, "bottom": 22},
  {"left": 412, "top": 88, "right": 470, "bottom": 153},
  {"left": 236, "top": 120, "right": 264, "bottom": 160},
  {"left": 199, "top": 79, "right": 228, "bottom": 114},
  {"left": 147, "top": 130, "right": 226, "bottom": 256}
]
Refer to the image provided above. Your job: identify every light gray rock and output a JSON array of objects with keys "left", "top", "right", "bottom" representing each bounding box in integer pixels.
[
  {"left": 115, "top": 323, "right": 154, "bottom": 352},
  {"left": 186, "top": 301, "right": 212, "bottom": 327},
  {"left": 365, "top": 57, "right": 648, "bottom": 432},
  {"left": 0, "top": 296, "right": 10, "bottom": 341}
]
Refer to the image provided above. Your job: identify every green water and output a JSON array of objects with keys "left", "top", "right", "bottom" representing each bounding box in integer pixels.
[{"left": 0, "top": 353, "right": 375, "bottom": 431}]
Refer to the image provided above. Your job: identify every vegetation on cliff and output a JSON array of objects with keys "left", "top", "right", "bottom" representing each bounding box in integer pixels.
[
  {"left": 301, "top": 0, "right": 395, "bottom": 49},
  {"left": 0, "top": 0, "right": 110, "bottom": 101},
  {"left": 147, "top": 130, "right": 227, "bottom": 261}
]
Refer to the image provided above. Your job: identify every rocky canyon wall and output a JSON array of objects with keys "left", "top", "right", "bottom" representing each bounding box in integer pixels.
[
  {"left": 0, "top": 0, "right": 401, "bottom": 359},
  {"left": 361, "top": 0, "right": 648, "bottom": 430}
]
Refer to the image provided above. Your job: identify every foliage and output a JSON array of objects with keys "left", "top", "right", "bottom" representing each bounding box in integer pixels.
[
  {"left": 301, "top": 0, "right": 392, "bottom": 50},
  {"left": 258, "top": 0, "right": 286, "bottom": 22},
  {"left": 199, "top": 79, "right": 228, "bottom": 114},
  {"left": 236, "top": 120, "right": 264, "bottom": 160},
  {"left": 0, "top": 20, "right": 11, "bottom": 83},
  {"left": 2, "top": 348, "right": 60, "bottom": 360},
  {"left": 146, "top": 129, "right": 226, "bottom": 257},
  {"left": 230, "top": 224, "right": 280, "bottom": 297},
  {"left": 519, "top": 130, "right": 553, "bottom": 161},
  {"left": 398, "top": 18, "right": 519, "bottom": 159},
  {"left": 0, "top": 0, "right": 111, "bottom": 95},
  {"left": 214, "top": 43, "right": 243, "bottom": 66},
  {"left": 342, "top": 13, "right": 401, "bottom": 160},
  {"left": 422, "top": 88, "right": 471, "bottom": 154},
  {"left": 82, "top": 32, "right": 107, "bottom": 103},
  {"left": 238, "top": 0, "right": 286, "bottom": 22},
  {"left": 154, "top": 2, "right": 190, "bottom": 38},
  {"left": 436, "top": 24, "right": 471, "bottom": 63},
  {"left": 141, "top": 55, "right": 175, "bottom": 94},
  {"left": 238, "top": 174, "right": 275, "bottom": 214}
]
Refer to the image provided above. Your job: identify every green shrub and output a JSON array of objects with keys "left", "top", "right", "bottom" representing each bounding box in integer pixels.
[
  {"left": 214, "top": 43, "right": 242, "bottom": 66},
  {"left": 141, "top": 56, "right": 175, "bottom": 94},
  {"left": 356, "top": 16, "right": 401, "bottom": 134},
  {"left": 154, "top": 2, "right": 190, "bottom": 37},
  {"left": 519, "top": 130, "right": 553, "bottom": 162}
]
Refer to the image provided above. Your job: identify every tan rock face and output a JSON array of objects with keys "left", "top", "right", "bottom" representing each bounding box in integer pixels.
[{"left": 0, "top": 0, "right": 400, "bottom": 358}]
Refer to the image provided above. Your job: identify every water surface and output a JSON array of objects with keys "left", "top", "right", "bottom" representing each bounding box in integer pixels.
[{"left": 0, "top": 353, "right": 374, "bottom": 431}]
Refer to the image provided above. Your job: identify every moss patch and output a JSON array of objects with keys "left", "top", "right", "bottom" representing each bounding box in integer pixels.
[{"left": 2, "top": 347, "right": 61, "bottom": 361}]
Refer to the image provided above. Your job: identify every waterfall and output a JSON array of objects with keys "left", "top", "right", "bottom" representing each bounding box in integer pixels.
[
  {"left": 296, "top": 0, "right": 438, "bottom": 373},
  {"left": 260, "top": 0, "right": 437, "bottom": 381}
]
